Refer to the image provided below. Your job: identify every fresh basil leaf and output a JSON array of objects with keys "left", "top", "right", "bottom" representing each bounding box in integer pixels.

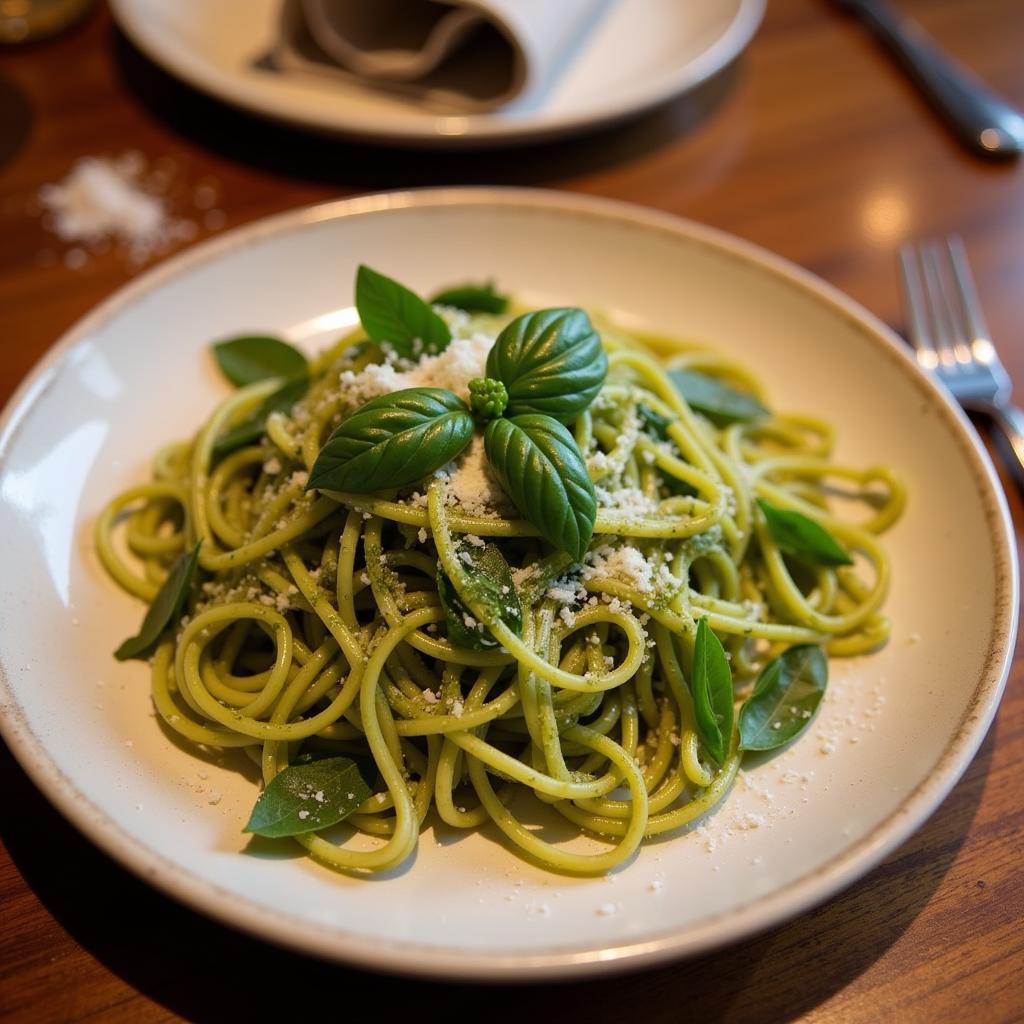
[
  {"left": 308, "top": 387, "right": 474, "bottom": 493},
  {"left": 692, "top": 618, "right": 734, "bottom": 765},
  {"left": 486, "top": 308, "right": 607, "bottom": 422},
  {"left": 483, "top": 414, "right": 596, "bottom": 561},
  {"left": 757, "top": 498, "right": 852, "bottom": 567},
  {"left": 431, "top": 281, "right": 508, "bottom": 314},
  {"left": 115, "top": 542, "right": 201, "bottom": 661},
  {"left": 292, "top": 750, "right": 378, "bottom": 789},
  {"left": 668, "top": 369, "right": 768, "bottom": 424},
  {"left": 212, "top": 377, "right": 308, "bottom": 459},
  {"left": 243, "top": 756, "right": 371, "bottom": 838},
  {"left": 356, "top": 265, "right": 451, "bottom": 357},
  {"left": 739, "top": 645, "right": 827, "bottom": 751},
  {"left": 437, "top": 543, "right": 523, "bottom": 650},
  {"left": 212, "top": 335, "right": 308, "bottom": 387}
]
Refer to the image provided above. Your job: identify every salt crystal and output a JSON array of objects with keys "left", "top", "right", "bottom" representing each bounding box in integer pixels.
[{"left": 38, "top": 155, "right": 192, "bottom": 266}]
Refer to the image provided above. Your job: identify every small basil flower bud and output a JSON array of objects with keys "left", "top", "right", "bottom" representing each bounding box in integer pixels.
[{"left": 468, "top": 377, "right": 509, "bottom": 419}]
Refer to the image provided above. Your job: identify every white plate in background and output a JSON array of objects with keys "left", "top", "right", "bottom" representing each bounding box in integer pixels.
[
  {"left": 0, "top": 188, "right": 1015, "bottom": 980},
  {"left": 109, "top": 0, "right": 766, "bottom": 146}
]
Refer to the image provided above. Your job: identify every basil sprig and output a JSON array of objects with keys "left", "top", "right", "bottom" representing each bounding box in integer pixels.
[
  {"left": 484, "top": 415, "right": 596, "bottom": 561},
  {"left": 356, "top": 265, "right": 451, "bottom": 357},
  {"left": 738, "top": 645, "right": 827, "bottom": 751},
  {"left": 243, "top": 756, "right": 371, "bottom": 838},
  {"left": 757, "top": 499, "right": 852, "bottom": 566},
  {"left": 692, "top": 618, "right": 734, "bottom": 765},
  {"left": 437, "top": 543, "right": 523, "bottom": 650},
  {"left": 669, "top": 369, "right": 768, "bottom": 424},
  {"left": 309, "top": 279, "right": 609, "bottom": 559},
  {"left": 115, "top": 542, "right": 201, "bottom": 661},
  {"left": 486, "top": 308, "right": 608, "bottom": 422},
  {"left": 431, "top": 280, "right": 508, "bottom": 314},
  {"left": 308, "top": 388, "right": 475, "bottom": 493}
]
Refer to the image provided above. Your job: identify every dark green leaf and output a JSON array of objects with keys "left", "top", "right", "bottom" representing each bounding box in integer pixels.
[
  {"left": 515, "top": 550, "right": 576, "bottom": 608},
  {"left": 211, "top": 377, "right": 308, "bottom": 459},
  {"left": 115, "top": 542, "right": 201, "bottom": 661},
  {"left": 483, "top": 414, "right": 596, "bottom": 561},
  {"left": 757, "top": 499, "right": 852, "bottom": 567},
  {"left": 292, "top": 750, "right": 377, "bottom": 789},
  {"left": 638, "top": 403, "right": 674, "bottom": 440},
  {"left": 437, "top": 543, "right": 523, "bottom": 650},
  {"left": 691, "top": 618, "right": 734, "bottom": 765},
  {"left": 486, "top": 308, "right": 607, "bottom": 422},
  {"left": 739, "top": 645, "right": 827, "bottom": 751},
  {"left": 308, "top": 387, "right": 474, "bottom": 493},
  {"left": 668, "top": 369, "right": 768, "bottom": 424},
  {"left": 243, "top": 757, "right": 371, "bottom": 838},
  {"left": 213, "top": 335, "right": 308, "bottom": 387},
  {"left": 356, "top": 265, "right": 451, "bottom": 357},
  {"left": 430, "top": 281, "right": 508, "bottom": 314}
]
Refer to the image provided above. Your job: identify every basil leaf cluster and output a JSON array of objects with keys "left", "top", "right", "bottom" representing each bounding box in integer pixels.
[
  {"left": 309, "top": 271, "right": 608, "bottom": 562},
  {"left": 690, "top": 617, "right": 828, "bottom": 763}
]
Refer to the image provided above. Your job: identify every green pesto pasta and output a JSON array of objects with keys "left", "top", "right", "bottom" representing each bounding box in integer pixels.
[{"left": 95, "top": 294, "right": 905, "bottom": 877}]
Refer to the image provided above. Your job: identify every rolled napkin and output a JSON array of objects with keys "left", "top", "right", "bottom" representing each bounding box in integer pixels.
[{"left": 272, "top": 0, "right": 607, "bottom": 113}]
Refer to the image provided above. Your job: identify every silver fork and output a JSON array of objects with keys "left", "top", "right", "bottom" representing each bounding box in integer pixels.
[{"left": 898, "top": 236, "right": 1024, "bottom": 482}]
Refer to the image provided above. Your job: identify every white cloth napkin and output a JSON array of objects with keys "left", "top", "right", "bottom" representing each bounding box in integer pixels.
[{"left": 273, "top": 0, "right": 606, "bottom": 113}]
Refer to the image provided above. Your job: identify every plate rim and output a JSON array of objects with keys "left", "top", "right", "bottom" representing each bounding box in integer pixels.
[
  {"left": 107, "top": 0, "right": 767, "bottom": 146},
  {"left": 0, "top": 186, "right": 1017, "bottom": 981}
]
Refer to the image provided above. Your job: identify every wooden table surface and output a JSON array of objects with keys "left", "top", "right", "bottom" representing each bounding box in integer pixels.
[{"left": 1, "top": 1, "right": 1022, "bottom": 1020}]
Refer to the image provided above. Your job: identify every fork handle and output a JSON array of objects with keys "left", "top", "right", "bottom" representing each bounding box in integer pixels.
[
  {"left": 986, "top": 403, "right": 1024, "bottom": 486},
  {"left": 840, "top": 0, "right": 1024, "bottom": 159}
]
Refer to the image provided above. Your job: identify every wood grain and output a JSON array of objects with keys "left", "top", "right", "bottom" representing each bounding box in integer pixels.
[{"left": 1, "top": 1, "right": 1022, "bottom": 1020}]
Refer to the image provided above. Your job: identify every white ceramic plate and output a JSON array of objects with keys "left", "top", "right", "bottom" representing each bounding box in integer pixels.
[
  {"left": 108, "top": 0, "right": 765, "bottom": 146},
  {"left": 0, "top": 189, "right": 1016, "bottom": 980}
]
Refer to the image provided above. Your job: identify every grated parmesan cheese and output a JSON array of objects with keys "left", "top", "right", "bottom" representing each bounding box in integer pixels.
[
  {"left": 582, "top": 543, "right": 677, "bottom": 597},
  {"left": 336, "top": 333, "right": 494, "bottom": 407},
  {"left": 445, "top": 434, "right": 515, "bottom": 518}
]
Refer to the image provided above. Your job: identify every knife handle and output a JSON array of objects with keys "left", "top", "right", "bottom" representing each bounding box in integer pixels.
[{"left": 843, "top": 0, "right": 1024, "bottom": 159}]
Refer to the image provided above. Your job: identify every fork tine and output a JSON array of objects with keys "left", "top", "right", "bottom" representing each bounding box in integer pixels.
[
  {"left": 946, "top": 235, "right": 992, "bottom": 351},
  {"left": 921, "top": 241, "right": 967, "bottom": 372},
  {"left": 898, "top": 245, "right": 939, "bottom": 370}
]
